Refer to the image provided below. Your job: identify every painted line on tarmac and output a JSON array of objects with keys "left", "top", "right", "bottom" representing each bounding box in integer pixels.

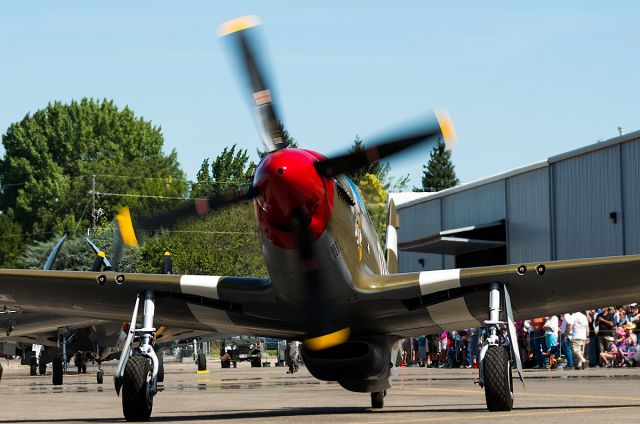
[
  {"left": 403, "top": 387, "right": 640, "bottom": 402},
  {"left": 346, "top": 406, "right": 635, "bottom": 424}
]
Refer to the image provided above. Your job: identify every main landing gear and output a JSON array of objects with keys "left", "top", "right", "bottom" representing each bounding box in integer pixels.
[
  {"left": 114, "top": 290, "right": 160, "bottom": 422},
  {"left": 477, "top": 283, "right": 523, "bottom": 412}
]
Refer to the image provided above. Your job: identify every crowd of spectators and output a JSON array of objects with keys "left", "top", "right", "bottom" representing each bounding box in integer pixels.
[{"left": 401, "top": 304, "right": 640, "bottom": 370}]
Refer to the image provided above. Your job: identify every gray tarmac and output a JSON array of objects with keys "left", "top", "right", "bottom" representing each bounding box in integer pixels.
[{"left": 1, "top": 358, "right": 640, "bottom": 423}]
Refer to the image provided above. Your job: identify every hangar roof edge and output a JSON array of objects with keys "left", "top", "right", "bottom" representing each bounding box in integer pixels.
[{"left": 395, "top": 129, "right": 640, "bottom": 211}]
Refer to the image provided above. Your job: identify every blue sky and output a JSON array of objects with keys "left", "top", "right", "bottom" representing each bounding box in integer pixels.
[{"left": 1, "top": 2, "right": 638, "bottom": 189}]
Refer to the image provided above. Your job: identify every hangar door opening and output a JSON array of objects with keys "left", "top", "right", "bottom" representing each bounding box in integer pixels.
[{"left": 399, "top": 220, "right": 507, "bottom": 269}]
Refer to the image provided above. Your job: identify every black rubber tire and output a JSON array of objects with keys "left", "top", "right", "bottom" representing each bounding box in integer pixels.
[
  {"left": 371, "top": 391, "right": 384, "bottom": 409},
  {"left": 97, "top": 370, "right": 104, "bottom": 384},
  {"left": 30, "top": 356, "right": 37, "bottom": 376},
  {"left": 250, "top": 357, "right": 262, "bottom": 368},
  {"left": 197, "top": 353, "right": 207, "bottom": 371},
  {"left": 482, "top": 346, "right": 513, "bottom": 411},
  {"left": 221, "top": 359, "right": 230, "bottom": 369},
  {"left": 52, "top": 357, "right": 63, "bottom": 385},
  {"left": 0, "top": 362, "right": 3, "bottom": 382},
  {"left": 122, "top": 356, "right": 153, "bottom": 422},
  {"left": 157, "top": 354, "right": 165, "bottom": 383},
  {"left": 39, "top": 361, "right": 47, "bottom": 376}
]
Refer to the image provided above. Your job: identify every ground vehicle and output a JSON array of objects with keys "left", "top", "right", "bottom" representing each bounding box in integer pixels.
[{"left": 220, "top": 336, "right": 262, "bottom": 368}]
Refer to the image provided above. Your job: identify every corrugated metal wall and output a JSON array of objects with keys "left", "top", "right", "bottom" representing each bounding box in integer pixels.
[
  {"left": 622, "top": 139, "right": 640, "bottom": 254},
  {"left": 441, "top": 181, "right": 506, "bottom": 230},
  {"left": 506, "top": 168, "right": 551, "bottom": 263},
  {"left": 397, "top": 199, "right": 443, "bottom": 272},
  {"left": 553, "top": 146, "right": 624, "bottom": 259},
  {"left": 397, "top": 134, "right": 640, "bottom": 272}
]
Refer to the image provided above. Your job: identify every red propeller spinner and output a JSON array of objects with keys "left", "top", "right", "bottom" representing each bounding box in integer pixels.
[{"left": 253, "top": 149, "right": 334, "bottom": 249}]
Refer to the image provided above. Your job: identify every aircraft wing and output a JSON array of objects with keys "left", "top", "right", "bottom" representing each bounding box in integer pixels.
[
  {"left": 0, "top": 269, "right": 298, "bottom": 339},
  {"left": 357, "top": 254, "right": 640, "bottom": 336}
]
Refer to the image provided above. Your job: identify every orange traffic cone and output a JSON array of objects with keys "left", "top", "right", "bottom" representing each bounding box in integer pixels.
[
  {"left": 400, "top": 352, "right": 407, "bottom": 367},
  {"left": 473, "top": 357, "right": 478, "bottom": 369}
]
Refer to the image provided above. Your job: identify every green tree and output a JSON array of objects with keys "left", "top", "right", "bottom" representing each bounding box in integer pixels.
[
  {"left": 17, "top": 225, "right": 141, "bottom": 272},
  {"left": 190, "top": 145, "right": 255, "bottom": 196},
  {"left": 0, "top": 211, "right": 24, "bottom": 267},
  {"left": 0, "top": 98, "right": 187, "bottom": 238},
  {"left": 136, "top": 203, "right": 265, "bottom": 276},
  {"left": 189, "top": 159, "right": 215, "bottom": 198},
  {"left": 346, "top": 135, "right": 390, "bottom": 185},
  {"left": 414, "top": 138, "right": 459, "bottom": 192},
  {"left": 135, "top": 146, "right": 266, "bottom": 276},
  {"left": 357, "top": 173, "right": 387, "bottom": 240},
  {"left": 257, "top": 123, "right": 298, "bottom": 159},
  {"left": 344, "top": 135, "right": 409, "bottom": 192}
]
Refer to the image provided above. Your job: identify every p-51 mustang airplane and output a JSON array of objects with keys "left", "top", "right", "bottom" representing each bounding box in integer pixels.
[{"left": 2, "top": 15, "right": 640, "bottom": 421}]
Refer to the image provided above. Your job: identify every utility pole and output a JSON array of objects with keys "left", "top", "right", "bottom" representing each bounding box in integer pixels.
[{"left": 91, "top": 174, "right": 96, "bottom": 231}]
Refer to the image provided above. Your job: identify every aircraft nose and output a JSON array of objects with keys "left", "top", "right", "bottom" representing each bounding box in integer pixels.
[{"left": 253, "top": 149, "right": 334, "bottom": 248}]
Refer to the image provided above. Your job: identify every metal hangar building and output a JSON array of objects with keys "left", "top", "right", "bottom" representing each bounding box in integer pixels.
[{"left": 395, "top": 130, "right": 640, "bottom": 273}]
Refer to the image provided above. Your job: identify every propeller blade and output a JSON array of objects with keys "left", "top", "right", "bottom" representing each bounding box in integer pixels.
[
  {"left": 116, "top": 186, "right": 258, "bottom": 248},
  {"left": 219, "top": 16, "right": 287, "bottom": 152},
  {"left": 291, "top": 208, "right": 350, "bottom": 351},
  {"left": 163, "top": 251, "right": 172, "bottom": 274},
  {"left": 85, "top": 238, "right": 113, "bottom": 270},
  {"left": 315, "top": 109, "right": 456, "bottom": 178},
  {"left": 111, "top": 220, "right": 124, "bottom": 270},
  {"left": 43, "top": 234, "right": 67, "bottom": 271}
]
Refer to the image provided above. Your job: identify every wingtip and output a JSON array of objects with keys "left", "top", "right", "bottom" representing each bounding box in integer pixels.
[
  {"left": 218, "top": 15, "right": 261, "bottom": 37},
  {"left": 116, "top": 207, "right": 139, "bottom": 249},
  {"left": 435, "top": 108, "right": 457, "bottom": 150}
]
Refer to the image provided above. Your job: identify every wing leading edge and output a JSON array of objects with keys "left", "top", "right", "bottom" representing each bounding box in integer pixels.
[
  {"left": 356, "top": 254, "right": 640, "bottom": 336},
  {"left": 0, "top": 269, "right": 296, "bottom": 337}
]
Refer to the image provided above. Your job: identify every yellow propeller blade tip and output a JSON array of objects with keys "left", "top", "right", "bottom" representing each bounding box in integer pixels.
[
  {"left": 218, "top": 15, "right": 261, "bottom": 37},
  {"left": 116, "top": 207, "right": 139, "bottom": 249},
  {"left": 435, "top": 108, "right": 457, "bottom": 150},
  {"left": 304, "top": 327, "right": 351, "bottom": 351}
]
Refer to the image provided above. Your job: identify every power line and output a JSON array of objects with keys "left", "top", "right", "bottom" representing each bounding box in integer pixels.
[
  {"left": 94, "top": 192, "right": 197, "bottom": 201},
  {"left": 0, "top": 231, "right": 57, "bottom": 240}
]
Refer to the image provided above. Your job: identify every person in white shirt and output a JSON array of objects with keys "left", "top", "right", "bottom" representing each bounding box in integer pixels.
[{"left": 569, "top": 311, "right": 590, "bottom": 369}]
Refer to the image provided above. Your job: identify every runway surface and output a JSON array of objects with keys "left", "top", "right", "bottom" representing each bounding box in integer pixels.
[{"left": 2, "top": 358, "right": 640, "bottom": 423}]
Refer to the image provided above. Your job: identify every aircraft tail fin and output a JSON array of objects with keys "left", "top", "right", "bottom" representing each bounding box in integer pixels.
[{"left": 385, "top": 198, "right": 399, "bottom": 274}]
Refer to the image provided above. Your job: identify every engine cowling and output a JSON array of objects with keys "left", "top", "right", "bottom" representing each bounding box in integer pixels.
[{"left": 300, "top": 338, "right": 393, "bottom": 392}]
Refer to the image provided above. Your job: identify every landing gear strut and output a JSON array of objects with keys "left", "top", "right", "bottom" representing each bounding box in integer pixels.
[
  {"left": 477, "top": 283, "right": 522, "bottom": 411},
  {"left": 114, "top": 290, "right": 159, "bottom": 422}
]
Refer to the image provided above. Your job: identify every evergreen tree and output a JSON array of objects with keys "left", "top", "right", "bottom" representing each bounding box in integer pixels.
[
  {"left": 346, "top": 135, "right": 390, "bottom": 184},
  {"left": 414, "top": 138, "right": 459, "bottom": 192},
  {"left": 190, "top": 159, "right": 214, "bottom": 198},
  {"left": 257, "top": 122, "right": 298, "bottom": 159}
]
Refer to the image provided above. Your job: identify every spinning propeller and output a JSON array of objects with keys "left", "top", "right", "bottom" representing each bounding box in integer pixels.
[{"left": 115, "top": 15, "right": 455, "bottom": 351}]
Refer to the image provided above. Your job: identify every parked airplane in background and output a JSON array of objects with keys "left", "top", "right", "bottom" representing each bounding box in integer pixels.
[
  {"left": 2, "top": 15, "right": 640, "bottom": 422},
  {"left": 0, "top": 237, "right": 210, "bottom": 385}
]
